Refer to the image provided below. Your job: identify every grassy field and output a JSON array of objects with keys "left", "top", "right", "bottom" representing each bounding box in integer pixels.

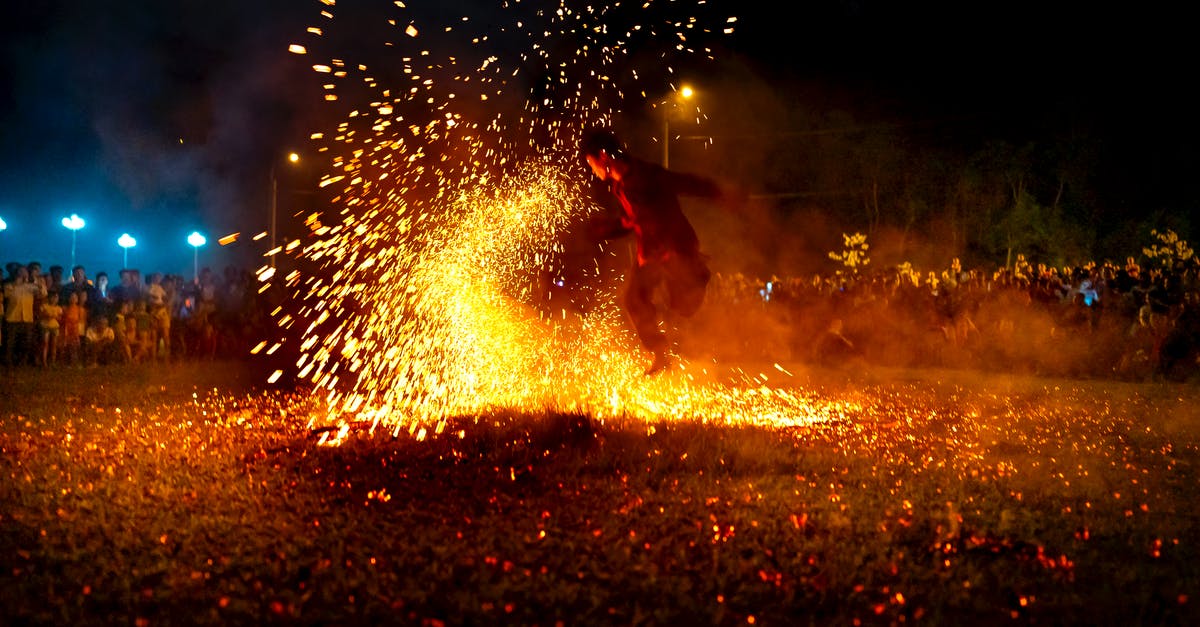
[{"left": 1, "top": 361, "right": 1198, "bottom": 625}]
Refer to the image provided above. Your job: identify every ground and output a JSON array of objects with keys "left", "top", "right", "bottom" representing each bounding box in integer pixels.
[{"left": 1, "top": 361, "right": 1198, "bottom": 625}]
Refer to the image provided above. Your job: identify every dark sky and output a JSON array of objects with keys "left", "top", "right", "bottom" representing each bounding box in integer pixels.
[
  {"left": 0, "top": 0, "right": 316, "bottom": 276},
  {"left": 0, "top": 1, "right": 1194, "bottom": 275}
]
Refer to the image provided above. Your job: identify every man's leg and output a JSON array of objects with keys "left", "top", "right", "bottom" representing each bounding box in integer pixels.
[
  {"left": 668, "top": 254, "right": 711, "bottom": 317},
  {"left": 622, "top": 263, "right": 670, "bottom": 373}
]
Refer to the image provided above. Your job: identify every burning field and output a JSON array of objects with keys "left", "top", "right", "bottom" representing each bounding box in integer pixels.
[
  {"left": 3, "top": 1, "right": 1198, "bottom": 624},
  {"left": 1, "top": 362, "right": 1198, "bottom": 624}
]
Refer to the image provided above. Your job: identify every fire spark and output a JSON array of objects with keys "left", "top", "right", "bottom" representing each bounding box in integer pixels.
[{"left": 277, "top": 1, "right": 853, "bottom": 439}]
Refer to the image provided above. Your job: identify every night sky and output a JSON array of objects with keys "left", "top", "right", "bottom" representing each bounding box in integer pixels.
[{"left": 0, "top": 1, "right": 1194, "bottom": 276}]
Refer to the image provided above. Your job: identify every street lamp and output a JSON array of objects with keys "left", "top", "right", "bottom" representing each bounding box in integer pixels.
[
  {"left": 661, "top": 84, "right": 695, "bottom": 168},
  {"left": 270, "top": 151, "right": 301, "bottom": 268},
  {"left": 118, "top": 233, "right": 136, "bottom": 268},
  {"left": 0, "top": 216, "right": 7, "bottom": 232},
  {"left": 61, "top": 213, "right": 86, "bottom": 269},
  {"left": 187, "top": 231, "right": 207, "bottom": 283}
]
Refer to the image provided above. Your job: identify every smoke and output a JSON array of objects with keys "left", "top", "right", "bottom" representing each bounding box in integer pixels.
[
  {"left": 616, "top": 45, "right": 1151, "bottom": 381},
  {"left": 0, "top": 1, "right": 317, "bottom": 275}
]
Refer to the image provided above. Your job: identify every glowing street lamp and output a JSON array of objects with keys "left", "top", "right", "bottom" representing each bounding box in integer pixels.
[
  {"left": 187, "top": 231, "right": 207, "bottom": 283},
  {"left": 61, "top": 213, "right": 86, "bottom": 269},
  {"left": 0, "top": 215, "right": 7, "bottom": 232},
  {"left": 118, "top": 233, "right": 137, "bottom": 268},
  {"left": 660, "top": 84, "right": 696, "bottom": 168},
  {"left": 270, "top": 151, "right": 301, "bottom": 268}
]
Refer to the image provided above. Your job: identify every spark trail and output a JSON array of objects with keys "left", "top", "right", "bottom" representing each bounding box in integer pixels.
[{"left": 277, "top": 1, "right": 852, "bottom": 440}]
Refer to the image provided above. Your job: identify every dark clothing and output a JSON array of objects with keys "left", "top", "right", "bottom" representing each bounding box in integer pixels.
[
  {"left": 4, "top": 321, "right": 36, "bottom": 366},
  {"left": 110, "top": 284, "right": 142, "bottom": 308},
  {"left": 88, "top": 290, "right": 114, "bottom": 324},
  {"left": 608, "top": 157, "right": 722, "bottom": 265},
  {"left": 623, "top": 253, "right": 711, "bottom": 351},
  {"left": 62, "top": 281, "right": 97, "bottom": 306},
  {"left": 601, "top": 157, "right": 722, "bottom": 352}
]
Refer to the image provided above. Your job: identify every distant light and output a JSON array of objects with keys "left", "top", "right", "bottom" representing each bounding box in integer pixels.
[
  {"left": 118, "top": 233, "right": 136, "bottom": 249},
  {"left": 252, "top": 231, "right": 268, "bottom": 241},
  {"left": 0, "top": 216, "right": 6, "bottom": 231},
  {"left": 218, "top": 232, "right": 240, "bottom": 246},
  {"left": 288, "top": 152, "right": 301, "bottom": 163},
  {"left": 680, "top": 85, "right": 694, "bottom": 99},
  {"left": 187, "top": 231, "right": 207, "bottom": 248},
  {"left": 288, "top": 44, "right": 307, "bottom": 55},
  {"left": 62, "top": 214, "right": 85, "bottom": 230}
]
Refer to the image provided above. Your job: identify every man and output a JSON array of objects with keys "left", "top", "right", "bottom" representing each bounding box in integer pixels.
[
  {"left": 47, "top": 265, "right": 65, "bottom": 306},
  {"left": 63, "top": 265, "right": 97, "bottom": 306},
  {"left": 88, "top": 271, "right": 114, "bottom": 324},
  {"left": 4, "top": 265, "right": 46, "bottom": 366},
  {"left": 111, "top": 269, "right": 141, "bottom": 308},
  {"left": 581, "top": 128, "right": 733, "bottom": 374}
]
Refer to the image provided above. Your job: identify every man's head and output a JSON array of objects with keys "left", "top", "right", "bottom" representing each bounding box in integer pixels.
[
  {"left": 581, "top": 128, "right": 627, "bottom": 181},
  {"left": 72, "top": 265, "right": 86, "bottom": 284}
]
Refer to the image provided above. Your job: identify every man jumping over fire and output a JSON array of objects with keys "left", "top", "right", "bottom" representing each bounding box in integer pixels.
[{"left": 581, "top": 127, "right": 735, "bottom": 375}]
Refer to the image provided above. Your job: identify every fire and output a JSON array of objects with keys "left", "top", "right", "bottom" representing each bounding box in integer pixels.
[{"left": 281, "top": 1, "right": 852, "bottom": 437}]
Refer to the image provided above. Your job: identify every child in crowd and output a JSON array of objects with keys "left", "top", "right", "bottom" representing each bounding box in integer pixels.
[
  {"left": 38, "top": 292, "right": 63, "bottom": 367},
  {"left": 133, "top": 300, "right": 153, "bottom": 363},
  {"left": 60, "top": 291, "right": 84, "bottom": 366},
  {"left": 153, "top": 295, "right": 171, "bottom": 361},
  {"left": 84, "top": 316, "right": 115, "bottom": 366},
  {"left": 146, "top": 273, "right": 170, "bottom": 360},
  {"left": 115, "top": 301, "right": 134, "bottom": 363}
]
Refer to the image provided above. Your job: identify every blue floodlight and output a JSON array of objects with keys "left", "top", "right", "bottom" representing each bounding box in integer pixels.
[{"left": 118, "top": 233, "right": 136, "bottom": 267}]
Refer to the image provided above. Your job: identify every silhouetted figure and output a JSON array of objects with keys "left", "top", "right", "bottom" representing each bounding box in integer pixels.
[{"left": 581, "top": 128, "right": 734, "bottom": 374}]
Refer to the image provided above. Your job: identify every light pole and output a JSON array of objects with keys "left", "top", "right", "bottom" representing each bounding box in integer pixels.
[
  {"left": 187, "top": 231, "right": 207, "bottom": 283},
  {"left": 661, "top": 84, "right": 695, "bottom": 168},
  {"left": 61, "top": 213, "right": 85, "bottom": 269},
  {"left": 118, "top": 233, "right": 136, "bottom": 268},
  {"left": 270, "top": 151, "right": 301, "bottom": 269}
]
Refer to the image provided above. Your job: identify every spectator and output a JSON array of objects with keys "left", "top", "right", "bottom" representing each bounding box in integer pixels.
[
  {"left": 89, "top": 271, "right": 114, "bottom": 324},
  {"left": 63, "top": 265, "right": 97, "bottom": 306},
  {"left": 111, "top": 269, "right": 141, "bottom": 307},
  {"left": 5, "top": 265, "right": 44, "bottom": 366},
  {"left": 37, "top": 287, "right": 63, "bottom": 367},
  {"left": 84, "top": 315, "right": 116, "bottom": 366},
  {"left": 152, "top": 293, "right": 171, "bottom": 361},
  {"left": 132, "top": 300, "right": 153, "bottom": 363},
  {"left": 114, "top": 300, "right": 134, "bottom": 364},
  {"left": 47, "top": 264, "right": 65, "bottom": 306},
  {"left": 60, "top": 291, "right": 85, "bottom": 366}
]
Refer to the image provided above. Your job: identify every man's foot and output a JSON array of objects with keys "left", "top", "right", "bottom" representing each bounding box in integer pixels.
[{"left": 644, "top": 350, "right": 672, "bottom": 376}]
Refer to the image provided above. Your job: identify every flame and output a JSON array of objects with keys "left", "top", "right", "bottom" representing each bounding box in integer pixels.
[{"left": 281, "top": 1, "right": 840, "bottom": 437}]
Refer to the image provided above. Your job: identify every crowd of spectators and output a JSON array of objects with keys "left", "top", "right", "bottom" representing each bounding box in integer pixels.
[
  {"left": 7, "top": 248, "right": 1200, "bottom": 384},
  {"left": 2, "top": 261, "right": 277, "bottom": 368},
  {"left": 699, "top": 254, "right": 1200, "bottom": 382}
]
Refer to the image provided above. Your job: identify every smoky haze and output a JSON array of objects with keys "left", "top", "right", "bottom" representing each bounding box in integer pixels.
[
  {"left": 0, "top": 0, "right": 320, "bottom": 277},
  {"left": 569, "top": 23, "right": 1193, "bottom": 379}
]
